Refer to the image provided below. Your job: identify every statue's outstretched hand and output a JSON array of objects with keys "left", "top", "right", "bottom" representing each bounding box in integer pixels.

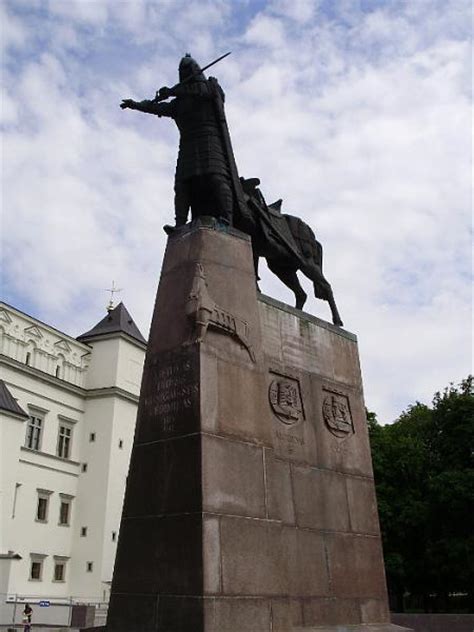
[
  {"left": 120, "top": 99, "right": 135, "bottom": 109},
  {"left": 155, "top": 86, "right": 172, "bottom": 101}
]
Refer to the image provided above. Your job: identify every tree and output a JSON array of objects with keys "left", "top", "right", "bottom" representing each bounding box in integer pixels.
[{"left": 368, "top": 377, "right": 474, "bottom": 612}]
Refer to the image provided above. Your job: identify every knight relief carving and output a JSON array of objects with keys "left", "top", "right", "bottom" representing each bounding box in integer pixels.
[{"left": 185, "top": 263, "right": 256, "bottom": 362}]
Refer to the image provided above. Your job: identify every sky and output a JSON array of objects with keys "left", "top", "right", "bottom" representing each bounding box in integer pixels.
[{"left": 1, "top": 0, "right": 472, "bottom": 423}]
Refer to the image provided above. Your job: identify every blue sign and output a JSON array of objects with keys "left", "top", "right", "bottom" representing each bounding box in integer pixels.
[{"left": 39, "top": 600, "right": 50, "bottom": 607}]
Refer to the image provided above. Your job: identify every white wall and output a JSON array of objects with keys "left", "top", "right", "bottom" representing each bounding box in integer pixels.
[
  {"left": 82, "top": 339, "right": 119, "bottom": 391},
  {"left": 115, "top": 337, "right": 144, "bottom": 396},
  {"left": 0, "top": 303, "right": 145, "bottom": 614},
  {"left": 0, "top": 411, "right": 26, "bottom": 553},
  {"left": 100, "top": 397, "right": 137, "bottom": 583},
  {"left": 69, "top": 395, "right": 115, "bottom": 599}
]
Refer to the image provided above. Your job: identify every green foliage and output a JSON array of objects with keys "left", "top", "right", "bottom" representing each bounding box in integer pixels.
[{"left": 368, "top": 376, "right": 474, "bottom": 612}]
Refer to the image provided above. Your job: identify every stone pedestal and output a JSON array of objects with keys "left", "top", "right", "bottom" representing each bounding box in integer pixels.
[{"left": 106, "top": 219, "right": 409, "bottom": 632}]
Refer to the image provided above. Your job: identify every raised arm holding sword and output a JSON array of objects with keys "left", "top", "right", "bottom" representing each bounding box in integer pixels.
[{"left": 120, "top": 52, "right": 243, "bottom": 231}]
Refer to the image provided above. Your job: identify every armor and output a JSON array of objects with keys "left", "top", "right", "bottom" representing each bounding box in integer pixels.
[
  {"left": 166, "top": 80, "right": 230, "bottom": 182},
  {"left": 121, "top": 55, "right": 238, "bottom": 225}
]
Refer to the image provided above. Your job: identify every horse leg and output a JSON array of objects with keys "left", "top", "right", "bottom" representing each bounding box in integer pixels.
[
  {"left": 326, "top": 288, "right": 344, "bottom": 327},
  {"left": 252, "top": 244, "right": 262, "bottom": 294},
  {"left": 302, "top": 263, "right": 344, "bottom": 327},
  {"left": 267, "top": 260, "right": 307, "bottom": 310},
  {"left": 253, "top": 246, "right": 261, "bottom": 281}
]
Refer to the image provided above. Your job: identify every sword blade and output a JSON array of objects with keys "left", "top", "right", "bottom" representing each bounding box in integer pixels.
[
  {"left": 154, "top": 52, "right": 232, "bottom": 101},
  {"left": 200, "top": 51, "right": 231, "bottom": 74}
]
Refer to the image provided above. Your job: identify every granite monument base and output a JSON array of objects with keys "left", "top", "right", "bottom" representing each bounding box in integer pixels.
[{"left": 104, "top": 219, "right": 410, "bottom": 632}]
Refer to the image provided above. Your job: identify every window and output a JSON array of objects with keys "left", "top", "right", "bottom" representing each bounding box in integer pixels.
[
  {"left": 57, "top": 423, "right": 73, "bottom": 459},
  {"left": 55, "top": 365, "right": 61, "bottom": 378},
  {"left": 53, "top": 557, "right": 68, "bottom": 582},
  {"left": 89, "top": 432, "right": 96, "bottom": 442},
  {"left": 29, "top": 554, "right": 46, "bottom": 581},
  {"left": 118, "top": 439, "right": 123, "bottom": 449},
  {"left": 36, "top": 490, "right": 52, "bottom": 522},
  {"left": 37, "top": 497, "right": 48, "bottom": 521},
  {"left": 25, "top": 415, "right": 43, "bottom": 450},
  {"left": 86, "top": 561, "right": 93, "bottom": 572},
  {"left": 81, "top": 526, "right": 88, "bottom": 537},
  {"left": 59, "top": 501, "right": 70, "bottom": 525},
  {"left": 54, "top": 563, "right": 65, "bottom": 581},
  {"left": 30, "top": 561, "right": 42, "bottom": 580},
  {"left": 112, "top": 531, "right": 117, "bottom": 542},
  {"left": 25, "top": 352, "right": 31, "bottom": 366},
  {"left": 58, "top": 495, "right": 73, "bottom": 526},
  {"left": 81, "top": 463, "right": 88, "bottom": 473}
]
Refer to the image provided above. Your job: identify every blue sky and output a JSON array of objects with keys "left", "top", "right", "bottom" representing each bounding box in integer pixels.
[{"left": 1, "top": 0, "right": 471, "bottom": 422}]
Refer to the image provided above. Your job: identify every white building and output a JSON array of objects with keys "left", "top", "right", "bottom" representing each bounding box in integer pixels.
[{"left": 0, "top": 300, "right": 146, "bottom": 621}]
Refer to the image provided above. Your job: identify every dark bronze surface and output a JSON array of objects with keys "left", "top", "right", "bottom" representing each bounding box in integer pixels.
[{"left": 120, "top": 56, "right": 343, "bottom": 323}]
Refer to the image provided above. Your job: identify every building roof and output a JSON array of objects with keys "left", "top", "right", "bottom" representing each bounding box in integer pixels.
[
  {"left": 0, "top": 380, "right": 29, "bottom": 418},
  {"left": 76, "top": 302, "right": 146, "bottom": 346}
]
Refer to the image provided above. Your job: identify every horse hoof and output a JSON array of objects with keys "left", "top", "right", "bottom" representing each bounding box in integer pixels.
[
  {"left": 333, "top": 318, "right": 343, "bottom": 327},
  {"left": 295, "top": 293, "right": 307, "bottom": 310}
]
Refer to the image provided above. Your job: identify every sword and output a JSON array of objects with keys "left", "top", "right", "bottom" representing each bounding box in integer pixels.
[{"left": 154, "top": 51, "right": 231, "bottom": 102}]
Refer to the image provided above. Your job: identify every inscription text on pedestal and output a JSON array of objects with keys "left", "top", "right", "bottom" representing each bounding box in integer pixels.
[{"left": 143, "top": 350, "right": 199, "bottom": 436}]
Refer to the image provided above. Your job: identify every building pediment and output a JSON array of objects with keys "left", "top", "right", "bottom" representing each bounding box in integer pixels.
[
  {"left": 24, "top": 325, "right": 43, "bottom": 339},
  {"left": 54, "top": 340, "right": 72, "bottom": 353},
  {"left": 0, "top": 309, "right": 12, "bottom": 325}
]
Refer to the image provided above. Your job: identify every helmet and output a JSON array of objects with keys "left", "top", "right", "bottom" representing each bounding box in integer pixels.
[{"left": 179, "top": 53, "right": 206, "bottom": 82}]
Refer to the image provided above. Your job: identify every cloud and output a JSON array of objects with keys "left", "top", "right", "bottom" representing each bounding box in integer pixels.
[
  {"left": 244, "top": 14, "right": 287, "bottom": 48},
  {"left": 1, "top": 0, "right": 471, "bottom": 423},
  {"left": 47, "top": 0, "right": 109, "bottom": 25},
  {"left": 269, "top": 0, "right": 318, "bottom": 23},
  {"left": 0, "top": 2, "right": 30, "bottom": 57}
]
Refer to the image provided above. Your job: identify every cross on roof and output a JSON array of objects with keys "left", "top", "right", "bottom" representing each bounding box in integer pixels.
[{"left": 105, "top": 281, "right": 122, "bottom": 312}]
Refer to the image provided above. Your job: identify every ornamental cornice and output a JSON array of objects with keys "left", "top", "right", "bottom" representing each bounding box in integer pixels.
[
  {"left": 0, "top": 354, "right": 86, "bottom": 396},
  {"left": 22, "top": 446, "right": 80, "bottom": 467},
  {"left": 1, "top": 355, "right": 139, "bottom": 403},
  {"left": 0, "top": 302, "right": 91, "bottom": 355},
  {"left": 86, "top": 386, "right": 139, "bottom": 404},
  {"left": 84, "top": 330, "right": 146, "bottom": 352}
]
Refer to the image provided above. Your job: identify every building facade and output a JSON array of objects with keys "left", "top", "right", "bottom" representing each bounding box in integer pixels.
[{"left": 0, "top": 301, "right": 145, "bottom": 621}]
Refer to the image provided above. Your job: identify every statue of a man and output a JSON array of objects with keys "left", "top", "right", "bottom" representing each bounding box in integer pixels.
[{"left": 121, "top": 54, "right": 237, "bottom": 229}]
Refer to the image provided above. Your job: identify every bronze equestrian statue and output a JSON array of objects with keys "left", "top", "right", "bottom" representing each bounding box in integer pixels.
[
  {"left": 239, "top": 178, "right": 343, "bottom": 326},
  {"left": 121, "top": 54, "right": 343, "bottom": 326}
]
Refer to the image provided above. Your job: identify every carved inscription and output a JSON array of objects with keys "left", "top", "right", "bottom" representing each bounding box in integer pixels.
[
  {"left": 269, "top": 374, "right": 304, "bottom": 426},
  {"left": 332, "top": 441, "right": 350, "bottom": 458},
  {"left": 143, "top": 352, "right": 198, "bottom": 435},
  {"left": 275, "top": 429, "right": 305, "bottom": 456},
  {"left": 322, "top": 388, "right": 354, "bottom": 438}
]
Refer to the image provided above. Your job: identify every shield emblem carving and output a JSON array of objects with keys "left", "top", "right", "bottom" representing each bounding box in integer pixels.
[
  {"left": 269, "top": 377, "right": 304, "bottom": 426},
  {"left": 322, "top": 390, "right": 354, "bottom": 438}
]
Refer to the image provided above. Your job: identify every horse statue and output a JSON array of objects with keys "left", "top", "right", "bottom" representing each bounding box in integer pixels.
[{"left": 237, "top": 178, "right": 343, "bottom": 327}]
